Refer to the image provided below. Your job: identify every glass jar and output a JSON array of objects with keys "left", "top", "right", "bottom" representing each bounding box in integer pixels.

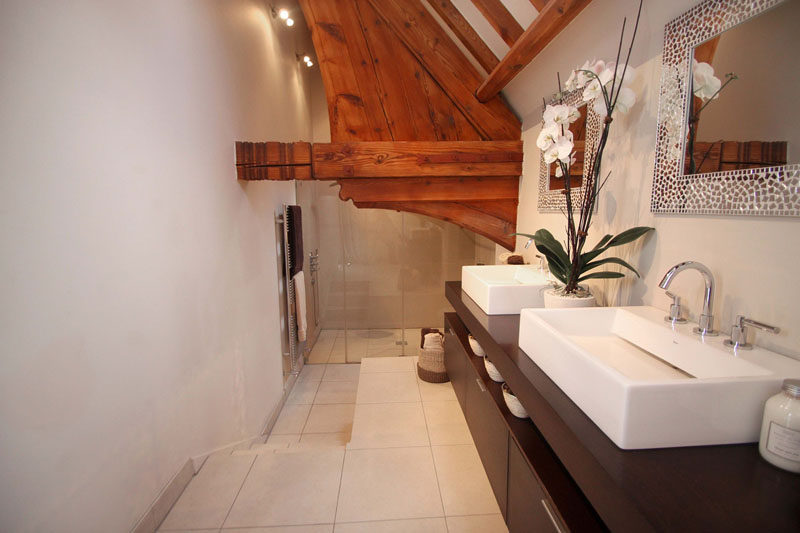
[{"left": 758, "top": 379, "right": 800, "bottom": 473}]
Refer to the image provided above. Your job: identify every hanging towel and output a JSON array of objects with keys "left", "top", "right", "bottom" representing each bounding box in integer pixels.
[
  {"left": 287, "top": 205, "right": 304, "bottom": 278},
  {"left": 293, "top": 271, "right": 308, "bottom": 342}
]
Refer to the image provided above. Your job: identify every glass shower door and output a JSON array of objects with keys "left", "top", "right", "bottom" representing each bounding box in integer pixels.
[{"left": 341, "top": 206, "right": 406, "bottom": 363}]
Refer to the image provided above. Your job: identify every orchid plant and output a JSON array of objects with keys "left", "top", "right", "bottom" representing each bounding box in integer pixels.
[
  {"left": 517, "top": 0, "right": 653, "bottom": 297},
  {"left": 686, "top": 59, "right": 738, "bottom": 173}
]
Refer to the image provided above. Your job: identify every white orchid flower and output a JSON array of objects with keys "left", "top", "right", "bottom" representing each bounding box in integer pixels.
[
  {"left": 554, "top": 164, "right": 564, "bottom": 178},
  {"left": 555, "top": 136, "right": 574, "bottom": 163},
  {"left": 606, "top": 62, "right": 637, "bottom": 88},
  {"left": 614, "top": 86, "right": 636, "bottom": 114},
  {"left": 583, "top": 79, "right": 603, "bottom": 103},
  {"left": 536, "top": 123, "right": 560, "bottom": 151},
  {"left": 693, "top": 59, "right": 721, "bottom": 101},
  {"left": 544, "top": 104, "right": 581, "bottom": 128},
  {"left": 592, "top": 96, "right": 608, "bottom": 117},
  {"left": 543, "top": 145, "right": 559, "bottom": 164}
]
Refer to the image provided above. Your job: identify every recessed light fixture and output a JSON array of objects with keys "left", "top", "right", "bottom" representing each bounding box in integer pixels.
[
  {"left": 298, "top": 53, "right": 314, "bottom": 68},
  {"left": 271, "top": 6, "right": 294, "bottom": 27}
]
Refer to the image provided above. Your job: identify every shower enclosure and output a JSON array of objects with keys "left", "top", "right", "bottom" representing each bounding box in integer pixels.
[{"left": 296, "top": 180, "right": 496, "bottom": 364}]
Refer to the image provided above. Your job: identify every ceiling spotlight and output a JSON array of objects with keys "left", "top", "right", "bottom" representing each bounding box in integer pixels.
[
  {"left": 305, "top": 60, "right": 314, "bottom": 67},
  {"left": 286, "top": 17, "right": 294, "bottom": 27},
  {"left": 278, "top": 8, "right": 289, "bottom": 20},
  {"left": 303, "top": 55, "right": 311, "bottom": 63}
]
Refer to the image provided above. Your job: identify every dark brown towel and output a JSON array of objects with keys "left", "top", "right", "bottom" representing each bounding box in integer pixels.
[{"left": 287, "top": 205, "right": 303, "bottom": 278}]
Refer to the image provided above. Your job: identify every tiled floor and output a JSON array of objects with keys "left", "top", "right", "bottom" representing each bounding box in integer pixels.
[
  {"left": 307, "top": 329, "right": 425, "bottom": 364},
  {"left": 159, "top": 359, "right": 507, "bottom": 533}
]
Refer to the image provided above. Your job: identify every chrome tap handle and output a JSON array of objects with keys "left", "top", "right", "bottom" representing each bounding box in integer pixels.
[
  {"left": 724, "top": 315, "right": 780, "bottom": 350},
  {"left": 663, "top": 291, "right": 687, "bottom": 323}
]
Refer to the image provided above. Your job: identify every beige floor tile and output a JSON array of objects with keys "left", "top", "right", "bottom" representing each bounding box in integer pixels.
[
  {"left": 224, "top": 449, "right": 344, "bottom": 528},
  {"left": 323, "top": 364, "right": 361, "bottom": 382},
  {"left": 333, "top": 517, "right": 446, "bottom": 532},
  {"left": 423, "top": 401, "right": 471, "bottom": 446},
  {"left": 365, "top": 345, "right": 403, "bottom": 358},
  {"left": 360, "top": 356, "right": 415, "bottom": 373},
  {"left": 159, "top": 455, "right": 255, "bottom": 530},
  {"left": 304, "top": 403, "right": 356, "bottom": 434},
  {"left": 224, "top": 526, "right": 332, "bottom": 533},
  {"left": 296, "top": 432, "right": 350, "bottom": 448},
  {"left": 356, "top": 372, "right": 420, "bottom": 404},
  {"left": 417, "top": 380, "right": 456, "bottom": 402},
  {"left": 431, "top": 445, "right": 500, "bottom": 516},
  {"left": 271, "top": 404, "right": 312, "bottom": 435},
  {"left": 314, "top": 380, "right": 358, "bottom": 404},
  {"left": 298, "top": 364, "right": 326, "bottom": 381},
  {"left": 307, "top": 341, "right": 333, "bottom": 364},
  {"left": 286, "top": 379, "right": 321, "bottom": 405},
  {"left": 445, "top": 514, "right": 507, "bottom": 533},
  {"left": 318, "top": 329, "right": 338, "bottom": 342},
  {"left": 336, "top": 447, "right": 444, "bottom": 523},
  {"left": 260, "top": 434, "right": 301, "bottom": 449},
  {"left": 328, "top": 350, "right": 347, "bottom": 364},
  {"left": 348, "top": 402, "right": 429, "bottom": 449}
]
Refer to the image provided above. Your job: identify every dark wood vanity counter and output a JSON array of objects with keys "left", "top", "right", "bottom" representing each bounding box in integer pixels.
[{"left": 445, "top": 281, "right": 799, "bottom": 532}]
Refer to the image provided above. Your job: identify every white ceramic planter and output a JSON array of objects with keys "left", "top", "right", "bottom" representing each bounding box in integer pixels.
[
  {"left": 468, "top": 335, "right": 486, "bottom": 357},
  {"left": 543, "top": 287, "right": 596, "bottom": 308},
  {"left": 484, "top": 358, "right": 504, "bottom": 382},
  {"left": 502, "top": 384, "right": 529, "bottom": 418}
]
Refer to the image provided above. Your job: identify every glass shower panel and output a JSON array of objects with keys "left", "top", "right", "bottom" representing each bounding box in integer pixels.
[
  {"left": 340, "top": 204, "right": 405, "bottom": 363},
  {"left": 402, "top": 213, "right": 482, "bottom": 352}
]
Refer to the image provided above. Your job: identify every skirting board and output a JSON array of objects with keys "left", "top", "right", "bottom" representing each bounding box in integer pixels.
[{"left": 129, "top": 369, "right": 301, "bottom": 533}]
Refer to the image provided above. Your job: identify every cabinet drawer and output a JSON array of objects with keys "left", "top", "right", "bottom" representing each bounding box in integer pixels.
[
  {"left": 465, "top": 361, "right": 509, "bottom": 518},
  {"left": 444, "top": 314, "right": 468, "bottom": 410},
  {"left": 508, "top": 438, "right": 566, "bottom": 533}
]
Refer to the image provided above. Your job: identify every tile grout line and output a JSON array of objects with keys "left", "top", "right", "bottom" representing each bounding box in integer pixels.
[
  {"left": 416, "top": 371, "right": 449, "bottom": 530},
  {"left": 332, "top": 441, "right": 349, "bottom": 525},
  {"left": 218, "top": 454, "right": 257, "bottom": 530}
]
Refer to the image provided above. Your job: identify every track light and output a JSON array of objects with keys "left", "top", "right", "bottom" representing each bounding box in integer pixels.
[{"left": 271, "top": 6, "right": 294, "bottom": 27}]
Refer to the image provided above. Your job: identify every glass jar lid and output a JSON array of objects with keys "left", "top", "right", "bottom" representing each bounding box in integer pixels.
[{"left": 782, "top": 379, "right": 800, "bottom": 397}]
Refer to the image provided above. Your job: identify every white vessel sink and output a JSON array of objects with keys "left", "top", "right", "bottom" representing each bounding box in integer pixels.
[
  {"left": 461, "top": 265, "right": 552, "bottom": 315},
  {"left": 518, "top": 306, "right": 800, "bottom": 449}
]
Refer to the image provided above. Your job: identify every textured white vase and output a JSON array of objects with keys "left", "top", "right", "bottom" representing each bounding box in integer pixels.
[{"left": 543, "top": 287, "right": 596, "bottom": 308}]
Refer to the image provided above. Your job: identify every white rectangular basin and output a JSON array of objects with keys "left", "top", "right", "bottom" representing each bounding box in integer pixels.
[
  {"left": 519, "top": 306, "right": 800, "bottom": 449},
  {"left": 461, "top": 265, "right": 552, "bottom": 315}
]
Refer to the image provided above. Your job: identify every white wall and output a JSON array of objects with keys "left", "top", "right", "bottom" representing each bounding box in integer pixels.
[
  {"left": 0, "top": 1, "right": 312, "bottom": 531},
  {"left": 502, "top": 0, "right": 800, "bottom": 359}
]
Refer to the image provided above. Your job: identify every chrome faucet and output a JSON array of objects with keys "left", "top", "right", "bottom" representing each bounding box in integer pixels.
[
  {"left": 524, "top": 237, "right": 535, "bottom": 249},
  {"left": 658, "top": 261, "right": 718, "bottom": 336}
]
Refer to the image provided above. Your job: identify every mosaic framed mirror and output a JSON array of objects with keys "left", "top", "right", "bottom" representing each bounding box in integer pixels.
[
  {"left": 537, "top": 88, "right": 603, "bottom": 212},
  {"left": 651, "top": 0, "right": 800, "bottom": 216}
]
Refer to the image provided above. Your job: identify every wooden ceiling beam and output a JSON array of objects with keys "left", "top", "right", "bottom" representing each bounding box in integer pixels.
[
  {"left": 313, "top": 140, "right": 522, "bottom": 178},
  {"left": 427, "top": 0, "right": 500, "bottom": 73},
  {"left": 337, "top": 176, "right": 519, "bottom": 202},
  {"left": 366, "top": 0, "right": 521, "bottom": 141},
  {"left": 470, "top": 0, "right": 524, "bottom": 47},
  {"left": 476, "top": 0, "right": 593, "bottom": 102},
  {"left": 236, "top": 140, "right": 522, "bottom": 180},
  {"left": 356, "top": 200, "right": 517, "bottom": 249},
  {"left": 528, "top": 0, "right": 547, "bottom": 10}
]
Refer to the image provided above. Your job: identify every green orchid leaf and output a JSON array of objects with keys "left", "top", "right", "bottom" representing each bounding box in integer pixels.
[
  {"left": 581, "top": 257, "right": 641, "bottom": 277},
  {"left": 577, "top": 271, "right": 626, "bottom": 282},
  {"left": 605, "top": 226, "right": 654, "bottom": 248},
  {"left": 532, "top": 229, "right": 570, "bottom": 267},
  {"left": 591, "top": 234, "right": 613, "bottom": 251}
]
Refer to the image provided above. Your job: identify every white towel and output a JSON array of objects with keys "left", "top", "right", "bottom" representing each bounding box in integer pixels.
[{"left": 293, "top": 271, "right": 308, "bottom": 342}]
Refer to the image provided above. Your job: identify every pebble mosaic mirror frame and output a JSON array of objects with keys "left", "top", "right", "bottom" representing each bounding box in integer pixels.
[
  {"left": 538, "top": 88, "right": 602, "bottom": 212},
  {"left": 651, "top": 0, "right": 800, "bottom": 216}
]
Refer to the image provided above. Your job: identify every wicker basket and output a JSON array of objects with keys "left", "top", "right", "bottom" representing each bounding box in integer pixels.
[{"left": 417, "top": 330, "right": 449, "bottom": 383}]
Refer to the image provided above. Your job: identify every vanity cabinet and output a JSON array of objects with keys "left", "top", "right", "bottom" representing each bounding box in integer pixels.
[
  {"left": 445, "top": 281, "right": 800, "bottom": 532},
  {"left": 444, "top": 313, "right": 591, "bottom": 532}
]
